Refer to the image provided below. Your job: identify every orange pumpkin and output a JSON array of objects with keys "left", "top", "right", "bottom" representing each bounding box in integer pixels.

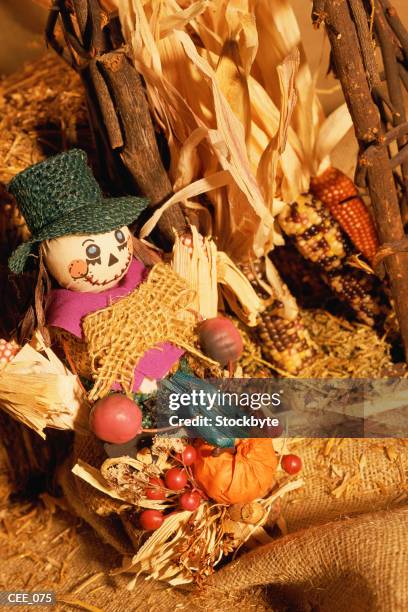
[{"left": 193, "top": 439, "right": 278, "bottom": 504}]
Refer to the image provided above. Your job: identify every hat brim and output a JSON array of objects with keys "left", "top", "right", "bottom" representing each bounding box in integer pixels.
[{"left": 9, "top": 195, "right": 149, "bottom": 274}]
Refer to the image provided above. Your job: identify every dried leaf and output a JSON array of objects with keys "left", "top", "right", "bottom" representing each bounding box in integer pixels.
[
  {"left": 215, "top": 39, "right": 251, "bottom": 144},
  {"left": 171, "top": 227, "right": 218, "bottom": 319},
  {"left": 72, "top": 460, "right": 128, "bottom": 503},
  {"left": 139, "top": 171, "right": 231, "bottom": 239},
  {"left": 0, "top": 332, "right": 89, "bottom": 438},
  {"left": 315, "top": 103, "right": 353, "bottom": 175},
  {"left": 216, "top": 251, "right": 263, "bottom": 326}
]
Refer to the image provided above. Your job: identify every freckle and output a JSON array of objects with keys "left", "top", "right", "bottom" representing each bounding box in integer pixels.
[{"left": 69, "top": 259, "right": 88, "bottom": 279}]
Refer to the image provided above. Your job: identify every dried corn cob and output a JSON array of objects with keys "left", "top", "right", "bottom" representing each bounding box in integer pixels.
[
  {"left": 278, "top": 195, "right": 348, "bottom": 271},
  {"left": 278, "top": 194, "right": 383, "bottom": 326},
  {"left": 241, "top": 260, "right": 317, "bottom": 374},
  {"left": 310, "top": 167, "right": 379, "bottom": 264},
  {"left": 257, "top": 305, "right": 316, "bottom": 373},
  {"left": 324, "top": 269, "right": 383, "bottom": 327}
]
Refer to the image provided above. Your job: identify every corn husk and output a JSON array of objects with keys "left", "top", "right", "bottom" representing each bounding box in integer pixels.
[
  {"left": 118, "top": 0, "right": 352, "bottom": 238},
  {"left": 171, "top": 225, "right": 263, "bottom": 325},
  {"left": 171, "top": 226, "right": 218, "bottom": 320},
  {"left": 72, "top": 460, "right": 131, "bottom": 505},
  {"left": 116, "top": 478, "right": 303, "bottom": 586},
  {"left": 0, "top": 332, "right": 89, "bottom": 438},
  {"left": 118, "top": 0, "right": 294, "bottom": 263},
  {"left": 73, "top": 440, "right": 185, "bottom": 511},
  {"left": 216, "top": 251, "right": 264, "bottom": 326}
]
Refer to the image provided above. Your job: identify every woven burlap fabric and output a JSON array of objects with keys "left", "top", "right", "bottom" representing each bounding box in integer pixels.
[
  {"left": 280, "top": 438, "right": 408, "bottom": 531},
  {"left": 59, "top": 437, "right": 408, "bottom": 610},
  {"left": 82, "top": 263, "right": 208, "bottom": 399},
  {"left": 53, "top": 328, "right": 93, "bottom": 379},
  {"left": 206, "top": 506, "right": 408, "bottom": 611}
]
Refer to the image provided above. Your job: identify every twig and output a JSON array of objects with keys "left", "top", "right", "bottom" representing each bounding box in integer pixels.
[
  {"left": 311, "top": 0, "right": 327, "bottom": 29},
  {"left": 318, "top": 0, "right": 408, "bottom": 361},
  {"left": 59, "top": 1, "right": 90, "bottom": 60},
  {"left": 87, "top": 61, "right": 123, "bottom": 149},
  {"left": 373, "top": 236, "right": 408, "bottom": 270},
  {"left": 398, "top": 63, "right": 408, "bottom": 93},
  {"left": 390, "top": 143, "right": 408, "bottom": 169},
  {"left": 382, "top": 121, "right": 408, "bottom": 146},
  {"left": 45, "top": 4, "right": 76, "bottom": 68},
  {"left": 374, "top": 3, "right": 408, "bottom": 196},
  {"left": 87, "top": 0, "right": 106, "bottom": 54},
  {"left": 348, "top": 0, "right": 379, "bottom": 90},
  {"left": 354, "top": 154, "right": 368, "bottom": 187},
  {"left": 379, "top": 0, "right": 408, "bottom": 58},
  {"left": 46, "top": 0, "right": 187, "bottom": 247},
  {"left": 71, "top": 0, "right": 90, "bottom": 48},
  {"left": 98, "top": 51, "right": 187, "bottom": 242}
]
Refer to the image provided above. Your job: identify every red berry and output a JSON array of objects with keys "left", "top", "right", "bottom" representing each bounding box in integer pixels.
[
  {"left": 182, "top": 445, "right": 197, "bottom": 466},
  {"left": 145, "top": 477, "right": 166, "bottom": 501},
  {"left": 89, "top": 394, "right": 142, "bottom": 444},
  {"left": 281, "top": 454, "right": 302, "bottom": 475},
  {"left": 198, "top": 317, "right": 243, "bottom": 365},
  {"left": 139, "top": 509, "right": 164, "bottom": 531},
  {"left": 165, "top": 467, "right": 188, "bottom": 491},
  {"left": 179, "top": 491, "right": 201, "bottom": 511}
]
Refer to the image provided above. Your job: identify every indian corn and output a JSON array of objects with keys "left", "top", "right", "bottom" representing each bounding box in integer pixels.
[
  {"left": 242, "top": 260, "right": 317, "bottom": 374},
  {"left": 310, "top": 167, "right": 379, "bottom": 264},
  {"left": 278, "top": 194, "right": 383, "bottom": 326}
]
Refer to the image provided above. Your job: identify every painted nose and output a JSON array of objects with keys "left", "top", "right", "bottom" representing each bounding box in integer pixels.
[{"left": 108, "top": 253, "right": 119, "bottom": 266}]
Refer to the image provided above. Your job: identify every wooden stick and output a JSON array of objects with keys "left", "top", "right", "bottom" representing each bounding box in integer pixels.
[
  {"left": 46, "top": 0, "right": 187, "bottom": 248},
  {"left": 348, "top": 0, "right": 379, "bottom": 90},
  {"left": 374, "top": 4, "right": 408, "bottom": 197},
  {"left": 98, "top": 51, "right": 187, "bottom": 242},
  {"left": 314, "top": 0, "right": 408, "bottom": 361},
  {"left": 389, "top": 143, "right": 408, "bottom": 168},
  {"left": 381, "top": 121, "right": 408, "bottom": 145},
  {"left": 380, "top": 0, "right": 408, "bottom": 58}
]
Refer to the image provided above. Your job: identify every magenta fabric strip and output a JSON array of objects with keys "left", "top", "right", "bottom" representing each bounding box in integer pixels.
[
  {"left": 46, "top": 258, "right": 184, "bottom": 389},
  {"left": 46, "top": 258, "right": 147, "bottom": 338}
]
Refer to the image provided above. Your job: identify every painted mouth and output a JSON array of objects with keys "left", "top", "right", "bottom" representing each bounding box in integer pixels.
[{"left": 84, "top": 252, "right": 132, "bottom": 287}]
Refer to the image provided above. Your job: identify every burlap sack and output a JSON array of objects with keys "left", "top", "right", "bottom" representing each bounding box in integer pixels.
[
  {"left": 280, "top": 438, "right": 408, "bottom": 531},
  {"left": 59, "top": 436, "right": 408, "bottom": 611},
  {"left": 206, "top": 505, "right": 408, "bottom": 611}
]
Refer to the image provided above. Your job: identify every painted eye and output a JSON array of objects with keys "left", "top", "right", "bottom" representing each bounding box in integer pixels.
[
  {"left": 86, "top": 244, "right": 101, "bottom": 259},
  {"left": 115, "top": 229, "right": 125, "bottom": 243}
]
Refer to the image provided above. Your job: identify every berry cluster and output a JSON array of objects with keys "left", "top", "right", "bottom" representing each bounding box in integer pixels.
[{"left": 140, "top": 445, "right": 201, "bottom": 531}]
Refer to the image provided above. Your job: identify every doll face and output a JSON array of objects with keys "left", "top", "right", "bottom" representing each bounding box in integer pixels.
[{"left": 42, "top": 226, "right": 133, "bottom": 292}]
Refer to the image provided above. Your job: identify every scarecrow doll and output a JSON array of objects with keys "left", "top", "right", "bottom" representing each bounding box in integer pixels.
[
  {"left": 8, "top": 149, "right": 185, "bottom": 394},
  {"left": 7, "top": 149, "right": 243, "bottom": 448}
]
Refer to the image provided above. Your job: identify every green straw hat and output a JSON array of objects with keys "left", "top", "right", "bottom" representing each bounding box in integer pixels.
[{"left": 8, "top": 149, "right": 149, "bottom": 274}]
